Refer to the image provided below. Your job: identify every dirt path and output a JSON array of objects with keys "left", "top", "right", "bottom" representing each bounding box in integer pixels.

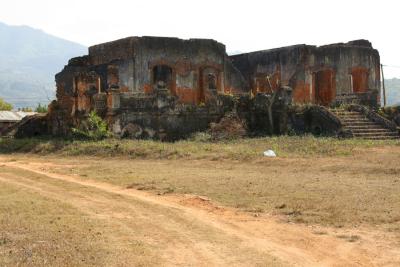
[{"left": 1, "top": 156, "right": 400, "bottom": 266}]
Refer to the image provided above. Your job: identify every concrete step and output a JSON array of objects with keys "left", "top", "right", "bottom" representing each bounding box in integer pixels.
[
  {"left": 342, "top": 120, "right": 372, "bottom": 124},
  {"left": 338, "top": 114, "right": 367, "bottom": 117},
  {"left": 355, "top": 135, "right": 399, "bottom": 140},
  {"left": 353, "top": 132, "right": 398, "bottom": 137},
  {"left": 350, "top": 129, "right": 394, "bottom": 134},
  {"left": 331, "top": 108, "right": 400, "bottom": 140},
  {"left": 342, "top": 119, "right": 377, "bottom": 123},
  {"left": 341, "top": 117, "right": 370, "bottom": 121},
  {"left": 333, "top": 112, "right": 360, "bottom": 116},
  {"left": 341, "top": 117, "right": 368, "bottom": 121},
  {"left": 345, "top": 125, "right": 384, "bottom": 130},
  {"left": 338, "top": 113, "right": 366, "bottom": 116},
  {"left": 342, "top": 122, "right": 380, "bottom": 127}
]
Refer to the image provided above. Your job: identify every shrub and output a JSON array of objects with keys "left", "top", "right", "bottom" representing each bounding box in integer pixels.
[
  {"left": 189, "top": 132, "right": 212, "bottom": 142},
  {"left": 72, "top": 111, "right": 111, "bottom": 140},
  {"left": 0, "top": 98, "right": 13, "bottom": 111}
]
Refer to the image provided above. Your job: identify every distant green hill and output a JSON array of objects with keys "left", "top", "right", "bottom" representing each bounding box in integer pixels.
[
  {"left": 0, "top": 22, "right": 86, "bottom": 108},
  {"left": 385, "top": 78, "right": 400, "bottom": 106}
]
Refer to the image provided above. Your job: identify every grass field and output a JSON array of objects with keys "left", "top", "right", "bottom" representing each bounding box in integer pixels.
[
  {"left": 1, "top": 136, "right": 400, "bottom": 229},
  {"left": 1, "top": 136, "right": 400, "bottom": 265},
  {"left": 24, "top": 146, "right": 400, "bottom": 231},
  {"left": 1, "top": 135, "right": 399, "bottom": 159},
  {"left": 0, "top": 161, "right": 284, "bottom": 267}
]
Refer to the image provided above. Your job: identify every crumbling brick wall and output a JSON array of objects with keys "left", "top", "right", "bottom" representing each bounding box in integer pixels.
[
  {"left": 230, "top": 40, "right": 381, "bottom": 107},
  {"left": 48, "top": 37, "right": 381, "bottom": 140},
  {"left": 50, "top": 36, "right": 247, "bottom": 138}
]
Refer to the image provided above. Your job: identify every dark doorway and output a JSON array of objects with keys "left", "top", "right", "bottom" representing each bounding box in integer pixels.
[
  {"left": 314, "top": 69, "right": 335, "bottom": 106},
  {"left": 199, "top": 68, "right": 218, "bottom": 103},
  {"left": 153, "top": 65, "right": 173, "bottom": 90}
]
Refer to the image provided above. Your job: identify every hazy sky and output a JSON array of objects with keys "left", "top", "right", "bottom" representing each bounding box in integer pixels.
[{"left": 1, "top": 0, "right": 399, "bottom": 77}]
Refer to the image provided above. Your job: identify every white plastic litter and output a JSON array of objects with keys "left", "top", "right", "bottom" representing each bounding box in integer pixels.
[{"left": 263, "top": 150, "right": 276, "bottom": 157}]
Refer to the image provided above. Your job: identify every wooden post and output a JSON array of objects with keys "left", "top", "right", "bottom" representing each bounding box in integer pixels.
[
  {"left": 97, "top": 77, "right": 101, "bottom": 94},
  {"left": 381, "top": 64, "right": 386, "bottom": 107}
]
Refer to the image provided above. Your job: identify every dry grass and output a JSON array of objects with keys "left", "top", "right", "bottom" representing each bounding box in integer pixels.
[
  {"left": 1, "top": 135, "right": 400, "bottom": 160},
  {"left": 0, "top": 164, "right": 285, "bottom": 266},
  {"left": 27, "top": 144, "right": 400, "bottom": 234},
  {"left": 2, "top": 136, "right": 400, "bottom": 233},
  {"left": 0, "top": 173, "right": 158, "bottom": 267},
  {"left": 2, "top": 136, "right": 400, "bottom": 260}
]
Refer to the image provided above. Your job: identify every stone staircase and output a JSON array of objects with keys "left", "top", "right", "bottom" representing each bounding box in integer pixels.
[{"left": 331, "top": 109, "right": 399, "bottom": 140}]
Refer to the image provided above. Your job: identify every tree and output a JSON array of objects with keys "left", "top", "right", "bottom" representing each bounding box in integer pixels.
[
  {"left": 18, "top": 107, "right": 33, "bottom": 112},
  {"left": 0, "top": 98, "right": 13, "bottom": 111},
  {"left": 35, "top": 103, "right": 48, "bottom": 113}
]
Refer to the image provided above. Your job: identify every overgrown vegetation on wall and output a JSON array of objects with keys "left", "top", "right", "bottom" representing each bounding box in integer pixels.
[
  {"left": 71, "top": 111, "right": 110, "bottom": 140},
  {"left": 379, "top": 105, "right": 400, "bottom": 126}
]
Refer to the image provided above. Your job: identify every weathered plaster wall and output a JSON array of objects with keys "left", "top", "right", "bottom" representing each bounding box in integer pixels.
[
  {"left": 51, "top": 36, "right": 247, "bottom": 137},
  {"left": 49, "top": 37, "right": 381, "bottom": 139},
  {"left": 230, "top": 40, "right": 380, "bottom": 106},
  {"left": 59, "top": 37, "right": 246, "bottom": 105}
]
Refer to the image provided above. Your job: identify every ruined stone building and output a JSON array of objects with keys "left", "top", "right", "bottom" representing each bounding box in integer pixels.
[
  {"left": 50, "top": 37, "right": 248, "bottom": 139},
  {"left": 230, "top": 40, "right": 381, "bottom": 107},
  {"left": 48, "top": 37, "right": 386, "bottom": 139}
]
